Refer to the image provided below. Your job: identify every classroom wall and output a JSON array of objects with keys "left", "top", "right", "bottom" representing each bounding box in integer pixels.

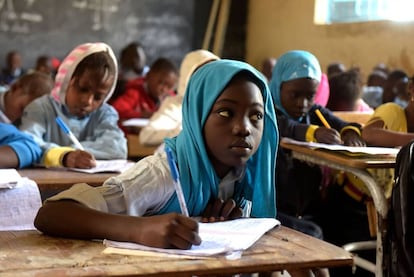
[{"left": 246, "top": 0, "right": 414, "bottom": 79}]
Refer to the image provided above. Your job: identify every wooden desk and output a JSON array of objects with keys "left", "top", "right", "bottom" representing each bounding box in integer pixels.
[
  {"left": 0, "top": 226, "right": 352, "bottom": 277},
  {"left": 18, "top": 168, "right": 117, "bottom": 200},
  {"left": 126, "top": 134, "right": 158, "bottom": 159},
  {"left": 333, "top": 111, "right": 373, "bottom": 126},
  {"left": 280, "top": 140, "right": 396, "bottom": 277}
]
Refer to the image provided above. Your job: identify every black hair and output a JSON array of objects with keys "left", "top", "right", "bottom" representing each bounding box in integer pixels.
[
  {"left": 327, "top": 69, "right": 362, "bottom": 110},
  {"left": 72, "top": 51, "right": 116, "bottom": 84},
  {"left": 149, "top": 57, "right": 178, "bottom": 75}
]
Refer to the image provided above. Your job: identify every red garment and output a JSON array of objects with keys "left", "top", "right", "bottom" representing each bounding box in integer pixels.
[{"left": 111, "top": 77, "right": 158, "bottom": 120}]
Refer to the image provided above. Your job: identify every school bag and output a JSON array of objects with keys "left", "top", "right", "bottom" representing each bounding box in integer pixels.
[{"left": 386, "top": 141, "right": 414, "bottom": 277}]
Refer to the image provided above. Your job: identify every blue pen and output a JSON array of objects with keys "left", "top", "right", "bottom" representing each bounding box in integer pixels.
[
  {"left": 56, "top": 117, "right": 85, "bottom": 150},
  {"left": 165, "top": 146, "right": 189, "bottom": 216}
]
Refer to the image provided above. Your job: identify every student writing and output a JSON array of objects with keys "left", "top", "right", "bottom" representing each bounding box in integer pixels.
[
  {"left": 139, "top": 49, "right": 219, "bottom": 146},
  {"left": 19, "top": 42, "right": 127, "bottom": 169},
  {"left": 34, "top": 59, "right": 279, "bottom": 249}
]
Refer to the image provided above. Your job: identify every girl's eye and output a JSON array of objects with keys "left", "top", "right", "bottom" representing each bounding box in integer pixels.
[
  {"left": 251, "top": 112, "right": 264, "bottom": 121},
  {"left": 218, "top": 110, "right": 231, "bottom": 118}
]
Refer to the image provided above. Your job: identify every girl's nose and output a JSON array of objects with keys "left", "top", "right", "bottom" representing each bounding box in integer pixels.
[{"left": 232, "top": 117, "right": 251, "bottom": 136}]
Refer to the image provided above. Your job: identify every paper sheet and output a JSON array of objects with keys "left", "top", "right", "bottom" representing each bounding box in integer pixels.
[
  {"left": 104, "top": 217, "right": 280, "bottom": 257},
  {"left": 0, "top": 169, "right": 22, "bottom": 188},
  {"left": 68, "top": 160, "right": 135, "bottom": 174},
  {"left": 281, "top": 137, "right": 399, "bottom": 156},
  {"left": 121, "top": 118, "right": 150, "bottom": 127},
  {"left": 0, "top": 177, "right": 42, "bottom": 230}
]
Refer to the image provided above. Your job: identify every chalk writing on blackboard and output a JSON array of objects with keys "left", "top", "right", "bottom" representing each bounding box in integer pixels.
[
  {"left": 72, "top": 0, "right": 120, "bottom": 31},
  {"left": 0, "top": 0, "right": 43, "bottom": 33}
]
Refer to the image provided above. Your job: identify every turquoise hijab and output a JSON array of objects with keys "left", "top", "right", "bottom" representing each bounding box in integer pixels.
[
  {"left": 269, "top": 50, "right": 322, "bottom": 118},
  {"left": 163, "top": 59, "right": 279, "bottom": 218}
]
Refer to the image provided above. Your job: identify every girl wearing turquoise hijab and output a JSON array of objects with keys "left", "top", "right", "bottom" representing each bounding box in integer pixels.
[
  {"left": 270, "top": 50, "right": 364, "bottom": 235},
  {"left": 34, "top": 59, "right": 279, "bottom": 250}
]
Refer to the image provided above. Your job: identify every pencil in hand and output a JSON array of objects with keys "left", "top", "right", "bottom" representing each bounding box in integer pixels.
[{"left": 315, "top": 109, "right": 331, "bottom": 128}]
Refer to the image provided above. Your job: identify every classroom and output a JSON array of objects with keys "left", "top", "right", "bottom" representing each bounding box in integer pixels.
[{"left": 1, "top": 1, "right": 413, "bottom": 277}]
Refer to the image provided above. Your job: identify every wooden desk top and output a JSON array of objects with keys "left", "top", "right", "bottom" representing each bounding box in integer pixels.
[
  {"left": 18, "top": 168, "right": 117, "bottom": 190},
  {"left": 126, "top": 134, "right": 158, "bottom": 158},
  {"left": 0, "top": 226, "right": 352, "bottom": 277},
  {"left": 280, "top": 140, "right": 396, "bottom": 169}
]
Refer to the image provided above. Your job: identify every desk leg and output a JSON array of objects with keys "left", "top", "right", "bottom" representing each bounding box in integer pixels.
[{"left": 290, "top": 152, "right": 387, "bottom": 277}]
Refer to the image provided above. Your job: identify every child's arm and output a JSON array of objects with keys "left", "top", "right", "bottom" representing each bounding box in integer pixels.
[
  {"left": 362, "top": 119, "right": 414, "bottom": 147},
  {"left": 35, "top": 200, "right": 201, "bottom": 249},
  {"left": 0, "top": 146, "right": 19, "bottom": 168}
]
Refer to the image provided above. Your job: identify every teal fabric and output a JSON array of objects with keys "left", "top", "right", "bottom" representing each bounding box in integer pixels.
[
  {"left": 163, "top": 59, "right": 279, "bottom": 218},
  {"left": 269, "top": 50, "right": 322, "bottom": 118}
]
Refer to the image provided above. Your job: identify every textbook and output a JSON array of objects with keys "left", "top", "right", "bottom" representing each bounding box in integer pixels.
[
  {"left": 68, "top": 160, "right": 135, "bottom": 174},
  {"left": 103, "top": 217, "right": 280, "bottom": 258},
  {"left": 281, "top": 137, "right": 399, "bottom": 157}
]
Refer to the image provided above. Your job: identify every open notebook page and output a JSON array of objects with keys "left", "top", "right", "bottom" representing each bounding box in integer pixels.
[{"left": 104, "top": 217, "right": 280, "bottom": 257}]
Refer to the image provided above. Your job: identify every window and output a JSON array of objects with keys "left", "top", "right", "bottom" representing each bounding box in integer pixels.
[{"left": 314, "top": 0, "right": 414, "bottom": 24}]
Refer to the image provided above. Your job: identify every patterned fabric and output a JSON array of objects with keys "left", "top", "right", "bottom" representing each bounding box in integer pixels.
[{"left": 51, "top": 42, "right": 118, "bottom": 105}]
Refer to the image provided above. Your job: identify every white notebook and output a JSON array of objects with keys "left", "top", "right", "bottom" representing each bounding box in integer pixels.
[{"left": 104, "top": 217, "right": 280, "bottom": 257}]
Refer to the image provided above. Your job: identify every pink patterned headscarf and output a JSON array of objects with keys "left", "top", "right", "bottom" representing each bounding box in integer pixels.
[{"left": 51, "top": 42, "right": 118, "bottom": 105}]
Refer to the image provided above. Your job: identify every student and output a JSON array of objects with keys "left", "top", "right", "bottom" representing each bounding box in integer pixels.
[
  {"left": 326, "top": 69, "right": 373, "bottom": 112},
  {"left": 326, "top": 61, "right": 346, "bottom": 79},
  {"left": 0, "top": 72, "right": 53, "bottom": 124},
  {"left": 34, "top": 59, "right": 278, "bottom": 250},
  {"left": 0, "top": 50, "right": 27, "bottom": 87},
  {"left": 261, "top": 57, "right": 276, "bottom": 83},
  {"left": 110, "top": 57, "right": 178, "bottom": 133},
  {"left": 269, "top": 50, "right": 365, "bottom": 236},
  {"left": 0, "top": 123, "right": 42, "bottom": 168},
  {"left": 362, "top": 75, "right": 414, "bottom": 147},
  {"left": 110, "top": 42, "right": 148, "bottom": 103},
  {"left": 19, "top": 42, "right": 127, "bottom": 169},
  {"left": 139, "top": 49, "right": 219, "bottom": 146},
  {"left": 381, "top": 69, "right": 408, "bottom": 105},
  {"left": 362, "top": 69, "right": 388, "bottom": 109}
]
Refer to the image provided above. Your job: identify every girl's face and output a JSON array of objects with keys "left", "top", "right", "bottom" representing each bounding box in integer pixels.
[
  {"left": 280, "top": 78, "right": 319, "bottom": 119},
  {"left": 65, "top": 69, "right": 114, "bottom": 117},
  {"left": 203, "top": 78, "right": 264, "bottom": 178}
]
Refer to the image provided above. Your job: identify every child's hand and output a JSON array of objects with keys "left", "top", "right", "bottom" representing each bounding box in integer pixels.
[
  {"left": 136, "top": 213, "right": 201, "bottom": 249},
  {"left": 341, "top": 130, "right": 366, "bottom": 146},
  {"left": 63, "top": 150, "right": 96, "bottom": 168},
  {"left": 201, "top": 198, "right": 243, "bottom": 223},
  {"left": 314, "top": 127, "right": 342, "bottom": 144}
]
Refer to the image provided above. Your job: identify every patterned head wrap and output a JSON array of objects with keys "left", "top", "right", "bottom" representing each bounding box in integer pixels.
[{"left": 51, "top": 42, "right": 118, "bottom": 105}]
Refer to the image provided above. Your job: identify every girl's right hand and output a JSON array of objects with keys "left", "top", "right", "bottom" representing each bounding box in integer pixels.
[
  {"left": 135, "top": 213, "right": 201, "bottom": 250},
  {"left": 314, "top": 127, "right": 342, "bottom": 145},
  {"left": 63, "top": 150, "right": 96, "bottom": 168}
]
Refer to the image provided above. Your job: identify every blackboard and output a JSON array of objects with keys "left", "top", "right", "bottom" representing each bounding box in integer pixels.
[{"left": 0, "top": 0, "right": 194, "bottom": 70}]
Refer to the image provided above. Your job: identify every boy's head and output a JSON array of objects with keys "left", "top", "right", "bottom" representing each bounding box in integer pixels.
[
  {"left": 382, "top": 69, "right": 408, "bottom": 103},
  {"left": 327, "top": 62, "right": 346, "bottom": 79},
  {"left": 5, "top": 72, "right": 53, "bottom": 122},
  {"left": 51, "top": 43, "right": 118, "bottom": 118},
  {"left": 5, "top": 51, "right": 22, "bottom": 72},
  {"left": 326, "top": 69, "right": 362, "bottom": 111},
  {"left": 270, "top": 50, "right": 322, "bottom": 120},
  {"left": 120, "top": 42, "right": 147, "bottom": 76},
  {"left": 145, "top": 58, "right": 178, "bottom": 100}
]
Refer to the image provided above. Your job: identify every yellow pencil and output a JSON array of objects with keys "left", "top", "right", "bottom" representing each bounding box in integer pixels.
[{"left": 315, "top": 109, "right": 331, "bottom": 128}]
